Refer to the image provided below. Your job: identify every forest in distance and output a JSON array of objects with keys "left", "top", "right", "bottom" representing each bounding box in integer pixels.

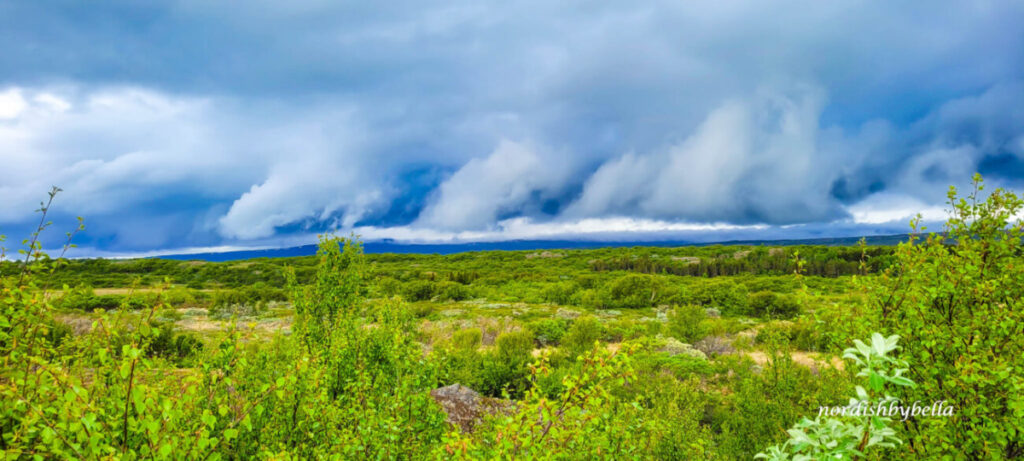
[{"left": 1, "top": 176, "right": 1022, "bottom": 459}]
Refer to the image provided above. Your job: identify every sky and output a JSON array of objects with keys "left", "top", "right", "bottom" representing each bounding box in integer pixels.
[{"left": 1, "top": 1, "right": 1023, "bottom": 256}]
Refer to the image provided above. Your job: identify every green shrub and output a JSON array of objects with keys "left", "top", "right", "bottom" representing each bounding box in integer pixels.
[
  {"left": 528, "top": 318, "right": 570, "bottom": 346},
  {"left": 375, "top": 276, "right": 401, "bottom": 297},
  {"left": 601, "top": 274, "right": 667, "bottom": 309},
  {"left": 43, "top": 319, "right": 73, "bottom": 347},
  {"left": 870, "top": 176, "right": 1024, "bottom": 459},
  {"left": 163, "top": 286, "right": 197, "bottom": 306},
  {"left": 477, "top": 330, "right": 535, "bottom": 397},
  {"left": 667, "top": 304, "right": 708, "bottom": 343},
  {"left": 444, "top": 345, "right": 661, "bottom": 458},
  {"left": 562, "top": 315, "right": 604, "bottom": 357},
  {"left": 573, "top": 288, "right": 602, "bottom": 308},
  {"left": 54, "top": 285, "right": 121, "bottom": 311},
  {"left": 540, "top": 281, "right": 578, "bottom": 305},
  {"left": 438, "top": 329, "right": 485, "bottom": 390},
  {"left": 435, "top": 280, "right": 470, "bottom": 301},
  {"left": 748, "top": 291, "right": 800, "bottom": 319},
  {"left": 147, "top": 322, "right": 203, "bottom": 364},
  {"left": 495, "top": 329, "right": 534, "bottom": 362},
  {"left": 452, "top": 328, "right": 482, "bottom": 351},
  {"left": 401, "top": 279, "right": 436, "bottom": 301},
  {"left": 683, "top": 279, "right": 749, "bottom": 316},
  {"left": 603, "top": 319, "right": 647, "bottom": 342},
  {"left": 702, "top": 316, "right": 749, "bottom": 336},
  {"left": 757, "top": 334, "right": 914, "bottom": 460},
  {"left": 409, "top": 302, "right": 434, "bottom": 318},
  {"left": 211, "top": 282, "right": 286, "bottom": 309},
  {"left": 712, "top": 350, "right": 850, "bottom": 459}
]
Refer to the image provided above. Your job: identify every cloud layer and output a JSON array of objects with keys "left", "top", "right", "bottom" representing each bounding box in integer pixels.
[{"left": 0, "top": 1, "right": 1022, "bottom": 253}]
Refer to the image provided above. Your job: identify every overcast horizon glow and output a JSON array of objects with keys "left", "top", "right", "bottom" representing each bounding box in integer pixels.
[{"left": 1, "top": 1, "right": 1023, "bottom": 256}]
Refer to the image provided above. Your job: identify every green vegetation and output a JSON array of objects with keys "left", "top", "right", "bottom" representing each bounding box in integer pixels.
[{"left": 1, "top": 176, "right": 1021, "bottom": 458}]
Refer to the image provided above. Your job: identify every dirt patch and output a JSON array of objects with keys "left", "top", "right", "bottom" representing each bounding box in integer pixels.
[
  {"left": 93, "top": 288, "right": 148, "bottom": 295},
  {"left": 254, "top": 318, "right": 292, "bottom": 332},
  {"left": 176, "top": 318, "right": 225, "bottom": 332},
  {"left": 742, "top": 350, "right": 845, "bottom": 372}
]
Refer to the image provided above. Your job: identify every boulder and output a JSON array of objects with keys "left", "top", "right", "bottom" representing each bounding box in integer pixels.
[{"left": 429, "top": 384, "right": 511, "bottom": 432}]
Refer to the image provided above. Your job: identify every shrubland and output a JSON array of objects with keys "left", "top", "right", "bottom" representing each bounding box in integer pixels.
[{"left": 1, "top": 175, "right": 1021, "bottom": 459}]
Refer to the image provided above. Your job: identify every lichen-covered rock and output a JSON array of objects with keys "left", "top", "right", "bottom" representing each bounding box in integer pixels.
[
  {"left": 659, "top": 337, "right": 707, "bottom": 360},
  {"left": 429, "top": 384, "right": 511, "bottom": 432}
]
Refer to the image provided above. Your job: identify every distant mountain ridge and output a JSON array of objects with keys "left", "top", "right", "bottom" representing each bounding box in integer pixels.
[{"left": 156, "top": 234, "right": 914, "bottom": 262}]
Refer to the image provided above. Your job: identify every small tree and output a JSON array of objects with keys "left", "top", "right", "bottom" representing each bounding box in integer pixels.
[
  {"left": 667, "top": 304, "right": 707, "bottom": 343},
  {"left": 871, "top": 174, "right": 1024, "bottom": 458}
]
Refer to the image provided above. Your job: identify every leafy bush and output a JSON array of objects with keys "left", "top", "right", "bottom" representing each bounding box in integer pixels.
[
  {"left": 562, "top": 315, "right": 604, "bottom": 357},
  {"left": 757, "top": 334, "right": 914, "bottom": 460},
  {"left": 410, "top": 302, "right": 435, "bottom": 318},
  {"left": 682, "top": 279, "right": 749, "bottom": 316},
  {"left": 758, "top": 319, "right": 830, "bottom": 352},
  {"left": 211, "top": 282, "right": 286, "bottom": 310},
  {"left": 402, "top": 279, "right": 436, "bottom": 301},
  {"left": 869, "top": 176, "right": 1024, "bottom": 459},
  {"left": 375, "top": 275, "right": 401, "bottom": 296},
  {"left": 442, "top": 345, "right": 660, "bottom": 459},
  {"left": 599, "top": 274, "right": 672, "bottom": 309},
  {"left": 495, "top": 329, "right": 534, "bottom": 362},
  {"left": 147, "top": 321, "right": 203, "bottom": 364},
  {"left": 748, "top": 291, "right": 800, "bottom": 319},
  {"left": 436, "top": 280, "right": 470, "bottom": 301},
  {"left": 573, "top": 288, "right": 602, "bottom": 308},
  {"left": 634, "top": 351, "right": 713, "bottom": 378},
  {"left": 603, "top": 319, "right": 648, "bottom": 342},
  {"left": 2, "top": 230, "right": 451, "bottom": 459},
  {"left": 540, "top": 281, "right": 578, "bottom": 305},
  {"left": 711, "top": 348, "right": 850, "bottom": 459},
  {"left": 54, "top": 285, "right": 123, "bottom": 311},
  {"left": 42, "top": 319, "right": 73, "bottom": 347},
  {"left": 667, "top": 304, "right": 708, "bottom": 343},
  {"left": 452, "top": 328, "right": 482, "bottom": 350},
  {"left": 476, "top": 330, "right": 535, "bottom": 398},
  {"left": 528, "top": 318, "right": 570, "bottom": 346}
]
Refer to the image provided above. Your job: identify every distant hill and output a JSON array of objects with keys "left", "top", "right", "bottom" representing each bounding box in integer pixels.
[{"left": 157, "top": 234, "right": 914, "bottom": 262}]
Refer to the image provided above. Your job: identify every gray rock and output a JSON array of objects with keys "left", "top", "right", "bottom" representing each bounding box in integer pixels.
[{"left": 429, "top": 384, "right": 511, "bottom": 432}]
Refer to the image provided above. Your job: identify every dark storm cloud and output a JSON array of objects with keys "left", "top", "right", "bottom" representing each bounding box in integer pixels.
[{"left": 0, "top": 1, "right": 1022, "bottom": 253}]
